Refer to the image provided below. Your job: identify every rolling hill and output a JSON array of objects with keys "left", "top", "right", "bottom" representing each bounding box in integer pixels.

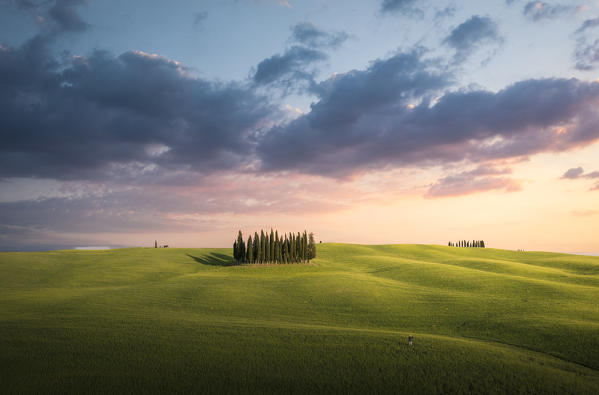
[{"left": 1, "top": 244, "right": 598, "bottom": 393}]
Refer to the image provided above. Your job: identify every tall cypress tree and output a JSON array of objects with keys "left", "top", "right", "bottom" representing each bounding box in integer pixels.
[
  {"left": 273, "top": 232, "right": 278, "bottom": 264},
  {"left": 295, "top": 232, "right": 302, "bottom": 262},
  {"left": 294, "top": 232, "right": 298, "bottom": 262},
  {"left": 269, "top": 229, "right": 274, "bottom": 264},
  {"left": 274, "top": 231, "right": 279, "bottom": 264},
  {"left": 265, "top": 230, "right": 270, "bottom": 263},
  {"left": 290, "top": 233, "right": 295, "bottom": 263},
  {"left": 308, "top": 232, "right": 315, "bottom": 261},
  {"left": 265, "top": 232, "right": 270, "bottom": 263},
  {"left": 290, "top": 233, "right": 296, "bottom": 263},
  {"left": 255, "top": 233, "right": 260, "bottom": 263},
  {"left": 247, "top": 235, "right": 253, "bottom": 263},
  {"left": 302, "top": 231, "right": 306, "bottom": 262},
  {"left": 236, "top": 230, "right": 244, "bottom": 263},
  {"left": 260, "top": 230, "right": 266, "bottom": 263},
  {"left": 254, "top": 232, "right": 261, "bottom": 264},
  {"left": 304, "top": 231, "right": 308, "bottom": 262}
]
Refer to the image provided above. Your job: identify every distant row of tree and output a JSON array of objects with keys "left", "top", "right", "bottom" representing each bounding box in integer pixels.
[
  {"left": 233, "top": 230, "right": 316, "bottom": 264},
  {"left": 449, "top": 240, "right": 485, "bottom": 248}
]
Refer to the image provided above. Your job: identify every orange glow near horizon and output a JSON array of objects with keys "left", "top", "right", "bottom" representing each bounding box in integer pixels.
[{"left": 69, "top": 144, "right": 599, "bottom": 255}]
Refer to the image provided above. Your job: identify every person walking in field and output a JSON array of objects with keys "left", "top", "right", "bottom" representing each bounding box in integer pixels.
[{"left": 408, "top": 335, "right": 413, "bottom": 346}]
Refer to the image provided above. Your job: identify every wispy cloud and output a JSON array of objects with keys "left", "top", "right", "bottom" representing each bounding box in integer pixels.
[
  {"left": 380, "top": 0, "right": 421, "bottom": 16},
  {"left": 442, "top": 15, "right": 503, "bottom": 62},
  {"left": 252, "top": 45, "right": 327, "bottom": 87},
  {"left": 561, "top": 167, "right": 599, "bottom": 179},
  {"left": 575, "top": 17, "right": 599, "bottom": 34},
  {"left": 425, "top": 166, "right": 521, "bottom": 198},
  {"left": 561, "top": 167, "right": 599, "bottom": 191},
  {"left": 572, "top": 209, "right": 598, "bottom": 216},
  {"left": 574, "top": 38, "right": 599, "bottom": 70},
  {"left": 252, "top": 22, "right": 348, "bottom": 91},
  {"left": 192, "top": 11, "right": 207, "bottom": 28},
  {"left": 561, "top": 167, "right": 584, "bottom": 179},
  {"left": 523, "top": 1, "right": 579, "bottom": 22},
  {"left": 289, "top": 22, "right": 349, "bottom": 49}
]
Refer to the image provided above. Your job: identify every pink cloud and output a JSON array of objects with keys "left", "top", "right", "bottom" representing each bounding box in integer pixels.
[{"left": 425, "top": 165, "right": 522, "bottom": 198}]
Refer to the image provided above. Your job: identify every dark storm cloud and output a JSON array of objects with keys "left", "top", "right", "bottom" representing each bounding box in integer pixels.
[
  {"left": 289, "top": 22, "right": 349, "bottom": 49},
  {"left": 380, "top": 0, "right": 420, "bottom": 15},
  {"left": 523, "top": 2, "right": 578, "bottom": 22},
  {"left": 0, "top": 36, "right": 273, "bottom": 180},
  {"left": 252, "top": 45, "right": 327, "bottom": 87},
  {"left": 258, "top": 49, "right": 451, "bottom": 175},
  {"left": 257, "top": 47, "right": 599, "bottom": 177},
  {"left": 443, "top": 16, "right": 502, "bottom": 61},
  {"left": 426, "top": 166, "right": 521, "bottom": 198}
]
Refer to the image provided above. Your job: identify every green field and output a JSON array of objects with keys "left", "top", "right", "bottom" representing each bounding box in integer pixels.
[{"left": 1, "top": 244, "right": 599, "bottom": 393}]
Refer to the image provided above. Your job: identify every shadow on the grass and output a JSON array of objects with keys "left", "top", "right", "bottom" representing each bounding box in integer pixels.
[{"left": 187, "top": 253, "right": 236, "bottom": 266}]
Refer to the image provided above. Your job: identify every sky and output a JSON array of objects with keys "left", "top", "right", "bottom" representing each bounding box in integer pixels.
[{"left": 1, "top": 0, "right": 598, "bottom": 253}]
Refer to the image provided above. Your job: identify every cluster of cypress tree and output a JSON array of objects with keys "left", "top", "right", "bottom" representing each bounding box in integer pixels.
[
  {"left": 233, "top": 229, "right": 316, "bottom": 264},
  {"left": 448, "top": 240, "right": 485, "bottom": 248}
]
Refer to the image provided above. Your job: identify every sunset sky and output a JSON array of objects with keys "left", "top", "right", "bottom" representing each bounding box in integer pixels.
[{"left": 1, "top": 0, "right": 598, "bottom": 253}]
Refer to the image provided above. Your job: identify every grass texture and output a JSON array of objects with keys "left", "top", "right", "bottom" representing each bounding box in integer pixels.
[{"left": 1, "top": 244, "right": 598, "bottom": 393}]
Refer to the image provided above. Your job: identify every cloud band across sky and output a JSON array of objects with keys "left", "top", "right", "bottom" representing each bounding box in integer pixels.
[{"left": 3, "top": 37, "right": 598, "bottom": 182}]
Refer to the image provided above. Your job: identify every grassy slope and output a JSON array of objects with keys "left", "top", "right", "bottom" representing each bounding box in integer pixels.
[{"left": 1, "top": 244, "right": 598, "bottom": 393}]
